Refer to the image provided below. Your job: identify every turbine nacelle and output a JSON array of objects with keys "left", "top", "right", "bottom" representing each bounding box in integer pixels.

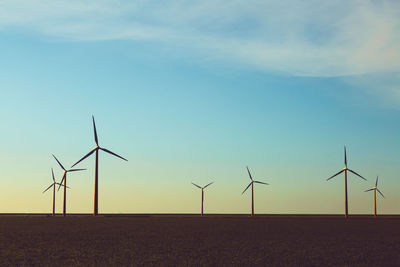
[
  {"left": 365, "top": 176, "right": 385, "bottom": 198},
  {"left": 43, "top": 168, "right": 69, "bottom": 194},
  {"left": 242, "top": 166, "right": 269, "bottom": 194},
  {"left": 72, "top": 116, "right": 127, "bottom": 169},
  {"left": 192, "top": 182, "right": 213, "bottom": 190},
  {"left": 52, "top": 154, "right": 85, "bottom": 191},
  {"left": 326, "top": 147, "right": 366, "bottom": 182}
]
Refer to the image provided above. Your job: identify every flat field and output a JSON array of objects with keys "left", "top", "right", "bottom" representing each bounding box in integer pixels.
[{"left": 0, "top": 214, "right": 399, "bottom": 266}]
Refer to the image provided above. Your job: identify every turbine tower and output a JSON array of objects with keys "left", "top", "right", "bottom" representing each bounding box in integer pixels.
[
  {"left": 191, "top": 182, "right": 213, "bottom": 216},
  {"left": 364, "top": 176, "right": 385, "bottom": 218},
  {"left": 42, "top": 168, "right": 68, "bottom": 216},
  {"left": 71, "top": 116, "right": 127, "bottom": 216},
  {"left": 53, "top": 155, "right": 85, "bottom": 217},
  {"left": 326, "top": 146, "right": 366, "bottom": 218},
  {"left": 242, "top": 166, "right": 268, "bottom": 216}
]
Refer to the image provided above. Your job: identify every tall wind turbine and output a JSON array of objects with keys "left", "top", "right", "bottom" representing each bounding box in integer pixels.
[
  {"left": 326, "top": 146, "right": 366, "bottom": 218},
  {"left": 71, "top": 116, "right": 127, "bottom": 216},
  {"left": 364, "top": 176, "right": 385, "bottom": 218},
  {"left": 42, "top": 168, "right": 68, "bottom": 216},
  {"left": 242, "top": 166, "right": 268, "bottom": 216},
  {"left": 53, "top": 154, "right": 85, "bottom": 217},
  {"left": 191, "top": 182, "right": 213, "bottom": 216}
]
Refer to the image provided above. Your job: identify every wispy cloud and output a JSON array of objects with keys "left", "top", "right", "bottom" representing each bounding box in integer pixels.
[{"left": 1, "top": 0, "right": 400, "bottom": 102}]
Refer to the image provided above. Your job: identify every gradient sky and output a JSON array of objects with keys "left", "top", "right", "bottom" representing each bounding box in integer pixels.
[{"left": 1, "top": 0, "right": 399, "bottom": 214}]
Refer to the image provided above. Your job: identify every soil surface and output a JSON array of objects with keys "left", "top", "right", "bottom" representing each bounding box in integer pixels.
[{"left": 0, "top": 214, "right": 399, "bottom": 266}]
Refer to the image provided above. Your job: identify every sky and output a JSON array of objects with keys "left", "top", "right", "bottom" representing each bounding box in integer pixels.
[{"left": 0, "top": 0, "right": 399, "bottom": 214}]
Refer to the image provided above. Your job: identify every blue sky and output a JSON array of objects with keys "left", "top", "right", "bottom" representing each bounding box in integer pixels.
[{"left": 0, "top": 0, "right": 399, "bottom": 214}]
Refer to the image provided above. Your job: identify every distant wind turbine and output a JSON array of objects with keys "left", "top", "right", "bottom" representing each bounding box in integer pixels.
[
  {"left": 53, "top": 154, "right": 85, "bottom": 217},
  {"left": 364, "top": 176, "right": 385, "bottom": 218},
  {"left": 191, "top": 182, "right": 213, "bottom": 216},
  {"left": 242, "top": 166, "right": 268, "bottom": 216},
  {"left": 42, "top": 168, "right": 69, "bottom": 216},
  {"left": 326, "top": 146, "right": 366, "bottom": 218},
  {"left": 71, "top": 116, "right": 127, "bottom": 216}
]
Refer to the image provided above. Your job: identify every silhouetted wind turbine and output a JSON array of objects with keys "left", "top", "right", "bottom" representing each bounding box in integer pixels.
[
  {"left": 71, "top": 116, "right": 127, "bottom": 216},
  {"left": 365, "top": 176, "right": 385, "bottom": 218},
  {"left": 42, "top": 168, "right": 69, "bottom": 216},
  {"left": 242, "top": 166, "right": 268, "bottom": 216},
  {"left": 53, "top": 154, "right": 85, "bottom": 217},
  {"left": 326, "top": 146, "right": 366, "bottom": 218},
  {"left": 191, "top": 182, "right": 213, "bottom": 216}
]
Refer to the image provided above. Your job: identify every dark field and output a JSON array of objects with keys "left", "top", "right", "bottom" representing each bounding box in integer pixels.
[{"left": 1, "top": 215, "right": 399, "bottom": 266}]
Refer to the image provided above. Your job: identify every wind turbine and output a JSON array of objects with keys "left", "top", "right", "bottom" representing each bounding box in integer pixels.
[
  {"left": 242, "top": 166, "right": 269, "bottom": 216},
  {"left": 42, "top": 168, "right": 68, "bottom": 216},
  {"left": 364, "top": 176, "right": 385, "bottom": 218},
  {"left": 53, "top": 154, "right": 85, "bottom": 217},
  {"left": 326, "top": 146, "right": 366, "bottom": 218},
  {"left": 191, "top": 182, "right": 213, "bottom": 216},
  {"left": 71, "top": 116, "right": 127, "bottom": 216}
]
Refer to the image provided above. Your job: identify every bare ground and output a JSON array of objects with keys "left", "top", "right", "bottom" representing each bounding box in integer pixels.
[{"left": 0, "top": 215, "right": 399, "bottom": 266}]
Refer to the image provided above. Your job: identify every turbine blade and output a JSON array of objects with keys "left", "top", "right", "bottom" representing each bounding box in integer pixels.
[
  {"left": 203, "top": 182, "right": 214, "bottom": 189},
  {"left": 51, "top": 168, "right": 55, "bottom": 182},
  {"left": 348, "top": 169, "right": 367, "bottom": 181},
  {"left": 327, "top": 169, "right": 344, "bottom": 181},
  {"left": 93, "top": 115, "right": 98, "bottom": 146},
  {"left": 344, "top": 146, "right": 347, "bottom": 166},
  {"left": 242, "top": 182, "right": 252, "bottom": 194},
  {"left": 254, "top": 181, "right": 269, "bottom": 185},
  {"left": 71, "top": 149, "right": 96, "bottom": 168},
  {"left": 100, "top": 147, "right": 128, "bottom": 161},
  {"left": 56, "top": 183, "right": 70, "bottom": 189},
  {"left": 58, "top": 173, "right": 66, "bottom": 191},
  {"left": 191, "top": 182, "right": 201, "bottom": 189},
  {"left": 377, "top": 188, "right": 385, "bottom": 198},
  {"left": 42, "top": 184, "right": 53, "bottom": 194},
  {"left": 246, "top": 166, "right": 253, "bottom": 181},
  {"left": 375, "top": 176, "right": 378, "bottom": 187},
  {"left": 364, "top": 189, "right": 374, "bottom": 192},
  {"left": 52, "top": 154, "right": 65, "bottom": 171},
  {"left": 68, "top": 168, "right": 86, "bottom": 172}
]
